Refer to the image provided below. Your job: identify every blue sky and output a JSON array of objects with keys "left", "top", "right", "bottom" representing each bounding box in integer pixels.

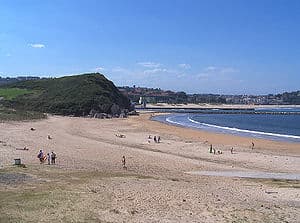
[{"left": 0, "top": 0, "right": 299, "bottom": 94}]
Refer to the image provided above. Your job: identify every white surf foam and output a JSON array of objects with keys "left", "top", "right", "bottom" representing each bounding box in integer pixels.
[
  {"left": 165, "top": 115, "right": 300, "bottom": 140},
  {"left": 187, "top": 117, "right": 300, "bottom": 139}
]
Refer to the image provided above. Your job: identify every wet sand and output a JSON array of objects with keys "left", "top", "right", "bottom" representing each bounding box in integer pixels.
[{"left": 187, "top": 171, "right": 300, "bottom": 180}]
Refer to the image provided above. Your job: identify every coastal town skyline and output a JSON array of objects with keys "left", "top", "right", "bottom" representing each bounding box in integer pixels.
[{"left": 1, "top": 0, "right": 300, "bottom": 94}]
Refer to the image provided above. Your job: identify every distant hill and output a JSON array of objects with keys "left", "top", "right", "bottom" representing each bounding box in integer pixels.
[
  {"left": 0, "top": 76, "right": 40, "bottom": 86},
  {"left": 277, "top": 91, "right": 300, "bottom": 104},
  {"left": 0, "top": 73, "right": 132, "bottom": 116}
]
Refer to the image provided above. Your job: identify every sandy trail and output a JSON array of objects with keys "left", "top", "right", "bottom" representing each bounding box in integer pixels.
[{"left": 0, "top": 114, "right": 299, "bottom": 222}]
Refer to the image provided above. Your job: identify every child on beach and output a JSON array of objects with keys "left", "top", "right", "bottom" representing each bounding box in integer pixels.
[{"left": 47, "top": 153, "right": 51, "bottom": 165}]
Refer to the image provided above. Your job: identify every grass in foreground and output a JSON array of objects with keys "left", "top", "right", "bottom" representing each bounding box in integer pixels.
[
  {"left": 251, "top": 178, "right": 300, "bottom": 189},
  {"left": 0, "top": 165, "right": 148, "bottom": 222}
]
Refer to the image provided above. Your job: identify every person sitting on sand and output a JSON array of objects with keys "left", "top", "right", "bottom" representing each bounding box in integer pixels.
[
  {"left": 116, "top": 134, "right": 125, "bottom": 138},
  {"left": 122, "top": 155, "right": 126, "bottom": 169},
  {"left": 16, "top": 147, "right": 29, "bottom": 151}
]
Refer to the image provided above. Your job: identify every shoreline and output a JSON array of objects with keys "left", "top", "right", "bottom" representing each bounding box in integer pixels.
[
  {"left": 151, "top": 113, "right": 300, "bottom": 143},
  {"left": 136, "top": 113, "right": 300, "bottom": 155}
]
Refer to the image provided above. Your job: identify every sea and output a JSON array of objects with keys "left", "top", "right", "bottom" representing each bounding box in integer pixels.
[{"left": 151, "top": 107, "right": 300, "bottom": 143}]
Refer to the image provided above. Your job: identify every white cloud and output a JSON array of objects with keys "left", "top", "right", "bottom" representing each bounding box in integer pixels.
[
  {"left": 111, "top": 67, "right": 129, "bottom": 73},
  {"left": 178, "top": 63, "right": 191, "bottom": 69},
  {"left": 204, "top": 66, "right": 218, "bottom": 72},
  {"left": 93, "top": 67, "right": 105, "bottom": 72},
  {"left": 28, "top": 43, "right": 45, "bottom": 48},
  {"left": 137, "top": 62, "right": 161, "bottom": 68},
  {"left": 197, "top": 73, "right": 210, "bottom": 79},
  {"left": 143, "top": 68, "right": 168, "bottom": 74},
  {"left": 204, "top": 66, "right": 238, "bottom": 74},
  {"left": 176, "top": 73, "right": 186, "bottom": 78},
  {"left": 220, "top": 67, "right": 239, "bottom": 74}
]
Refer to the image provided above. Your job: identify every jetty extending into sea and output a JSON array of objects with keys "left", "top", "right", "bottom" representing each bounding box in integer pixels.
[{"left": 137, "top": 107, "right": 300, "bottom": 115}]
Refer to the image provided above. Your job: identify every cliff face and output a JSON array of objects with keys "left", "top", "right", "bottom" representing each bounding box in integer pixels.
[{"left": 2, "top": 73, "right": 132, "bottom": 116}]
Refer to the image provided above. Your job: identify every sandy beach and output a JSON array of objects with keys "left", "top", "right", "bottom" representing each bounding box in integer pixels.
[{"left": 0, "top": 114, "right": 299, "bottom": 222}]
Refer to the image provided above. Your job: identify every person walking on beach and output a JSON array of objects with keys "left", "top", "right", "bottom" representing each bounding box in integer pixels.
[
  {"left": 122, "top": 155, "right": 126, "bottom": 169},
  {"left": 251, "top": 142, "right": 255, "bottom": 150},
  {"left": 209, "top": 144, "right": 213, "bottom": 153},
  {"left": 51, "top": 151, "right": 56, "bottom": 164},
  {"left": 47, "top": 153, "right": 51, "bottom": 165},
  {"left": 157, "top": 136, "right": 161, "bottom": 143},
  {"left": 154, "top": 136, "right": 157, "bottom": 143},
  {"left": 231, "top": 147, "right": 234, "bottom": 154}
]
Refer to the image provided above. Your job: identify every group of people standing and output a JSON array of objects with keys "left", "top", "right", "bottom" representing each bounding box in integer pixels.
[
  {"left": 37, "top": 150, "right": 56, "bottom": 165},
  {"left": 209, "top": 144, "right": 223, "bottom": 154},
  {"left": 209, "top": 142, "right": 255, "bottom": 155},
  {"left": 148, "top": 135, "right": 161, "bottom": 143}
]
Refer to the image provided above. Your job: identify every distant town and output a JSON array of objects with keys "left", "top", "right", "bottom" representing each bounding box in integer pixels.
[
  {"left": 120, "top": 86, "right": 300, "bottom": 105},
  {"left": 1, "top": 76, "right": 299, "bottom": 105}
]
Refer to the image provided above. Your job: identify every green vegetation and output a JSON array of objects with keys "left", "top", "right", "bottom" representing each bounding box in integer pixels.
[
  {"left": 279, "top": 91, "right": 300, "bottom": 104},
  {"left": 0, "top": 166, "right": 147, "bottom": 222},
  {"left": 0, "top": 106, "right": 46, "bottom": 121},
  {"left": 253, "top": 178, "right": 300, "bottom": 189},
  {"left": 1, "top": 73, "right": 132, "bottom": 116},
  {"left": 0, "top": 88, "right": 34, "bottom": 100}
]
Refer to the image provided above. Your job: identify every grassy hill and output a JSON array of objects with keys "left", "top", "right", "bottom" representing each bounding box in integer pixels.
[{"left": 0, "top": 73, "right": 132, "bottom": 116}]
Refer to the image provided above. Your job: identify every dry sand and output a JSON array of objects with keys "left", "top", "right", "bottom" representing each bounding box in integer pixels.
[{"left": 0, "top": 114, "right": 299, "bottom": 222}]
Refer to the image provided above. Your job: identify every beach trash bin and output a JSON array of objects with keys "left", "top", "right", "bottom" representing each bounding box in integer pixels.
[{"left": 14, "top": 158, "right": 21, "bottom": 165}]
